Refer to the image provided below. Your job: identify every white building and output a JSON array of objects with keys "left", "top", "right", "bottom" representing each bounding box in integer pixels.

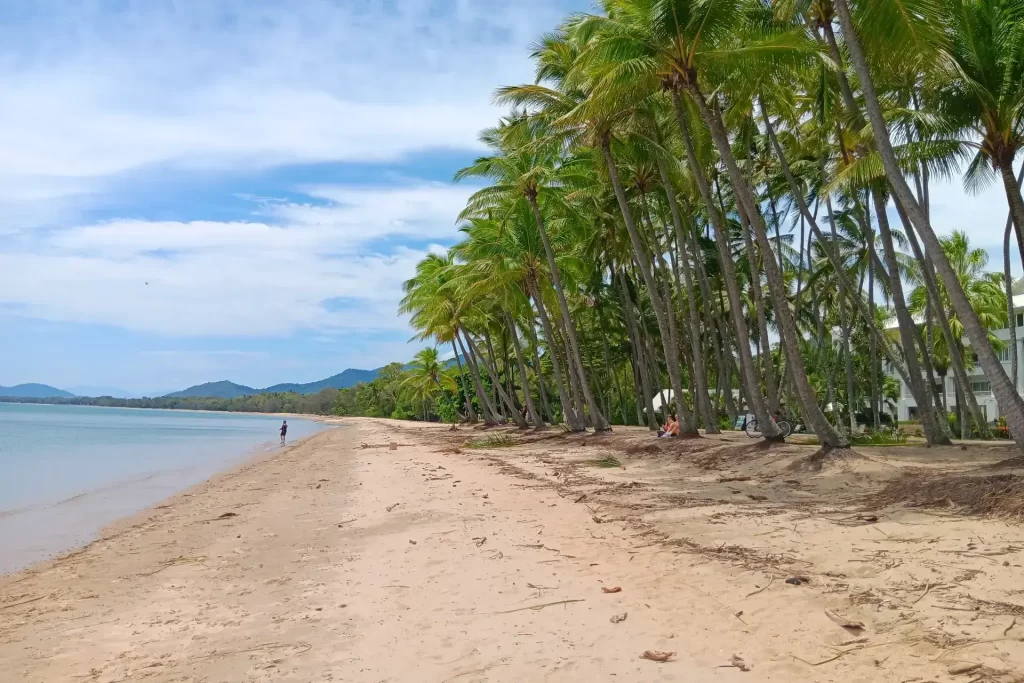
[{"left": 891, "top": 287, "right": 1024, "bottom": 423}]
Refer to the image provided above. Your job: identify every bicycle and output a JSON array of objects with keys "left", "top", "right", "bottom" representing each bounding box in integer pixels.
[{"left": 744, "top": 416, "right": 792, "bottom": 438}]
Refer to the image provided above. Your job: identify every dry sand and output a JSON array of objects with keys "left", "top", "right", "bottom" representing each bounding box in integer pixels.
[{"left": 2, "top": 418, "right": 1023, "bottom": 682}]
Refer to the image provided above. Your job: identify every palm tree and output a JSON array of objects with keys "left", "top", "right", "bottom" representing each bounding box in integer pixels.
[
  {"left": 830, "top": 0, "right": 1024, "bottom": 450},
  {"left": 909, "top": 231, "right": 1008, "bottom": 436},
  {"left": 403, "top": 347, "right": 456, "bottom": 422},
  {"left": 455, "top": 118, "right": 610, "bottom": 432}
]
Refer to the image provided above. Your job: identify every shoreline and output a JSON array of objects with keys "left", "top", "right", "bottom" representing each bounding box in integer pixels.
[
  {"left": 4, "top": 418, "right": 1022, "bottom": 682},
  {"left": 0, "top": 417, "right": 338, "bottom": 577}
]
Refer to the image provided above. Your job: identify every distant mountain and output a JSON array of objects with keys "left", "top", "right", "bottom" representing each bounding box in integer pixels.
[
  {"left": 0, "top": 383, "right": 74, "bottom": 398},
  {"left": 163, "top": 381, "right": 257, "bottom": 399},
  {"left": 162, "top": 368, "right": 382, "bottom": 399},
  {"left": 67, "top": 385, "right": 137, "bottom": 398},
  {"left": 262, "top": 368, "right": 380, "bottom": 394}
]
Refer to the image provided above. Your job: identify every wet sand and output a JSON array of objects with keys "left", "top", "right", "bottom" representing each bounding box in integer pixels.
[{"left": 2, "top": 418, "right": 1022, "bottom": 682}]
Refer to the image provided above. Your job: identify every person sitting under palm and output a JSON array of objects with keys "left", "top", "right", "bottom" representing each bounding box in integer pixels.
[{"left": 658, "top": 413, "right": 680, "bottom": 438}]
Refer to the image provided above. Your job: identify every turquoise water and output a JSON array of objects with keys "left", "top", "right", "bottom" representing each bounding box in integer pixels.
[{"left": 0, "top": 404, "right": 324, "bottom": 573}]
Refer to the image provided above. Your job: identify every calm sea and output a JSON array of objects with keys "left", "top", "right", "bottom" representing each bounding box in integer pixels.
[{"left": 0, "top": 403, "right": 325, "bottom": 574}]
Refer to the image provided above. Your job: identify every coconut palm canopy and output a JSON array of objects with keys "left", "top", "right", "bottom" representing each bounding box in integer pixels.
[{"left": 388, "top": 0, "right": 1024, "bottom": 451}]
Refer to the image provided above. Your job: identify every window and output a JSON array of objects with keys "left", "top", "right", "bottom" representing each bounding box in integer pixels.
[
  {"left": 908, "top": 406, "right": 918, "bottom": 419},
  {"left": 999, "top": 346, "right": 1011, "bottom": 362},
  {"left": 1016, "top": 313, "right": 1023, "bottom": 328},
  {"left": 971, "top": 381, "right": 992, "bottom": 396}
]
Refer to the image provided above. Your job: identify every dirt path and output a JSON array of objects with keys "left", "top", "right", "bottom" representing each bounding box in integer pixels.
[{"left": 2, "top": 419, "right": 1021, "bottom": 682}]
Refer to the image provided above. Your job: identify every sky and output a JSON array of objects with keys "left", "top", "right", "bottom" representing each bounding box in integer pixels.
[{"left": 0, "top": 0, "right": 1017, "bottom": 396}]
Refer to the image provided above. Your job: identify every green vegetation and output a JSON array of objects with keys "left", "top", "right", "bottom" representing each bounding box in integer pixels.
[
  {"left": 391, "top": 0, "right": 1024, "bottom": 452},
  {"left": 464, "top": 434, "right": 520, "bottom": 449},
  {"left": 850, "top": 431, "right": 910, "bottom": 447},
  {"left": 587, "top": 455, "right": 624, "bottom": 468}
]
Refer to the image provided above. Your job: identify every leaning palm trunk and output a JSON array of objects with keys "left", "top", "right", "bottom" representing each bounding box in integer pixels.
[
  {"left": 527, "top": 196, "right": 609, "bottom": 431},
  {"left": 525, "top": 321, "right": 554, "bottom": 423},
  {"left": 759, "top": 104, "right": 921, "bottom": 393},
  {"left": 505, "top": 313, "right": 544, "bottom": 428},
  {"left": 1004, "top": 166, "right": 1024, "bottom": 391},
  {"left": 832, "top": 0, "right": 1024, "bottom": 450},
  {"left": 686, "top": 87, "right": 846, "bottom": 449},
  {"left": 465, "top": 332, "right": 528, "bottom": 428},
  {"left": 451, "top": 340, "right": 477, "bottom": 423},
  {"left": 739, "top": 219, "right": 781, "bottom": 416},
  {"left": 892, "top": 196, "right": 989, "bottom": 438},
  {"left": 669, "top": 90, "right": 779, "bottom": 439},
  {"left": 618, "top": 269, "right": 659, "bottom": 429},
  {"left": 527, "top": 278, "right": 584, "bottom": 431},
  {"left": 870, "top": 190, "right": 951, "bottom": 444},
  {"left": 1006, "top": 219, "right": 1019, "bottom": 393},
  {"left": 599, "top": 135, "right": 696, "bottom": 435},
  {"left": 827, "top": 201, "right": 857, "bottom": 435},
  {"left": 647, "top": 158, "right": 719, "bottom": 432},
  {"left": 456, "top": 331, "right": 499, "bottom": 425}
]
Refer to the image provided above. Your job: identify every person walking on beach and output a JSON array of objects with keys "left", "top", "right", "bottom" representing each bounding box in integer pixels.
[{"left": 279, "top": 420, "right": 288, "bottom": 446}]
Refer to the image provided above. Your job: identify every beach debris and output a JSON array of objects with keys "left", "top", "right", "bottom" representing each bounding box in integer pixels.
[
  {"left": 719, "top": 476, "right": 752, "bottom": 483},
  {"left": 718, "top": 654, "right": 750, "bottom": 672},
  {"left": 217, "top": 512, "right": 237, "bottom": 519},
  {"left": 409, "top": 540, "right": 417, "bottom": 545},
  {"left": 640, "top": 650, "right": 675, "bottom": 663},
  {"left": 574, "top": 494, "right": 587, "bottom": 503},
  {"left": 824, "top": 609, "right": 865, "bottom": 632},
  {"left": 386, "top": 503, "right": 400, "bottom": 512},
  {"left": 2, "top": 595, "right": 46, "bottom": 610},
  {"left": 592, "top": 515, "right": 604, "bottom": 524},
  {"left": 496, "top": 599, "right": 585, "bottom": 614},
  {"left": 473, "top": 536, "right": 488, "bottom": 547},
  {"left": 947, "top": 662, "right": 982, "bottom": 676},
  {"left": 389, "top": 442, "right": 398, "bottom": 451},
  {"left": 336, "top": 518, "right": 358, "bottom": 527},
  {"left": 747, "top": 494, "right": 768, "bottom": 501},
  {"left": 602, "top": 586, "right": 622, "bottom": 594},
  {"left": 745, "top": 573, "right": 774, "bottom": 598},
  {"left": 527, "top": 583, "right": 556, "bottom": 590},
  {"left": 785, "top": 576, "right": 809, "bottom": 586},
  {"left": 610, "top": 612, "right": 628, "bottom": 623},
  {"left": 315, "top": 484, "right": 321, "bottom": 489}
]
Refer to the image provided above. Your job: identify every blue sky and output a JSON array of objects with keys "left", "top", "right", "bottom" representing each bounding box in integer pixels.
[
  {"left": 0, "top": 0, "right": 586, "bottom": 395},
  {"left": 0, "top": 0, "right": 1016, "bottom": 396}
]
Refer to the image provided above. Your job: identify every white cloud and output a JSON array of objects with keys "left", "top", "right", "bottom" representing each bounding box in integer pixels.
[
  {"left": 0, "top": 184, "right": 462, "bottom": 336},
  {"left": 0, "top": 0, "right": 573, "bottom": 230}
]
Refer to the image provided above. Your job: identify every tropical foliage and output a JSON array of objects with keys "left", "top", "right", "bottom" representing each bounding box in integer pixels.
[{"left": 394, "top": 0, "right": 1024, "bottom": 451}]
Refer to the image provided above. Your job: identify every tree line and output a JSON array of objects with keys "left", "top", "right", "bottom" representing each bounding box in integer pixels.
[{"left": 396, "top": 0, "right": 1024, "bottom": 452}]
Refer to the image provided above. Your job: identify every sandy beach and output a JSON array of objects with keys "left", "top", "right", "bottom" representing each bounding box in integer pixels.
[{"left": 3, "top": 418, "right": 1023, "bottom": 682}]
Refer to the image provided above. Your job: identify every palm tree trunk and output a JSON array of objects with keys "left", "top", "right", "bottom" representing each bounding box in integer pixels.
[
  {"left": 527, "top": 196, "right": 609, "bottom": 431},
  {"left": 740, "top": 219, "right": 782, "bottom": 416},
  {"left": 618, "top": 269, "right": 658, "bottom": 429},
  {"left": 527, "top": 279, "right": 583, "bottom": 431},
  {"left": 868, "top": 191, "right": 951, "bottom": 443},
  {"left": 451, "top": 340, "right": 477, "bottom": 423},
  {"left": 505, "top": 313, "right": 543, "bottom": 428},
  {"left": 688, "top": 87, "right": 845, "bottom": 448},
  {"left": 893, "top": 195, "right": 989, "bottom": 438},
  {"left": 655, "top": 156, "right": 719, "bottom": 432},
  {"left": 1003, "top": 165, "right": 1024, "bottom": 391},
  {"left": 599, "top": 136, "right": 695, "bottom": 435},
  {"left": 867, "top": 225, "right": 880, "bottom": 429},
  {"left": 456, "top": 330, "right": 498, "bottom": 425},
  {"left": 466, "top": 332, "right": 528, "bottom": 428},
  {"left": 824, "top": 198, "right": 857, "bottom": 434},
  {"left": 596, "top": 300, "right": 627, "bottom": 426},
  {"left": 999, "top": 162, "right": 1024, "bottom": 273},
  {"left": 527, "top": 322, "right": 554, "bottom": 423},
  {"left": 832, "top": 0, "right": 1024, "bottom": 449},
  {"left": 670, "top": 91, "right": 780, "bottom": 439}
]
